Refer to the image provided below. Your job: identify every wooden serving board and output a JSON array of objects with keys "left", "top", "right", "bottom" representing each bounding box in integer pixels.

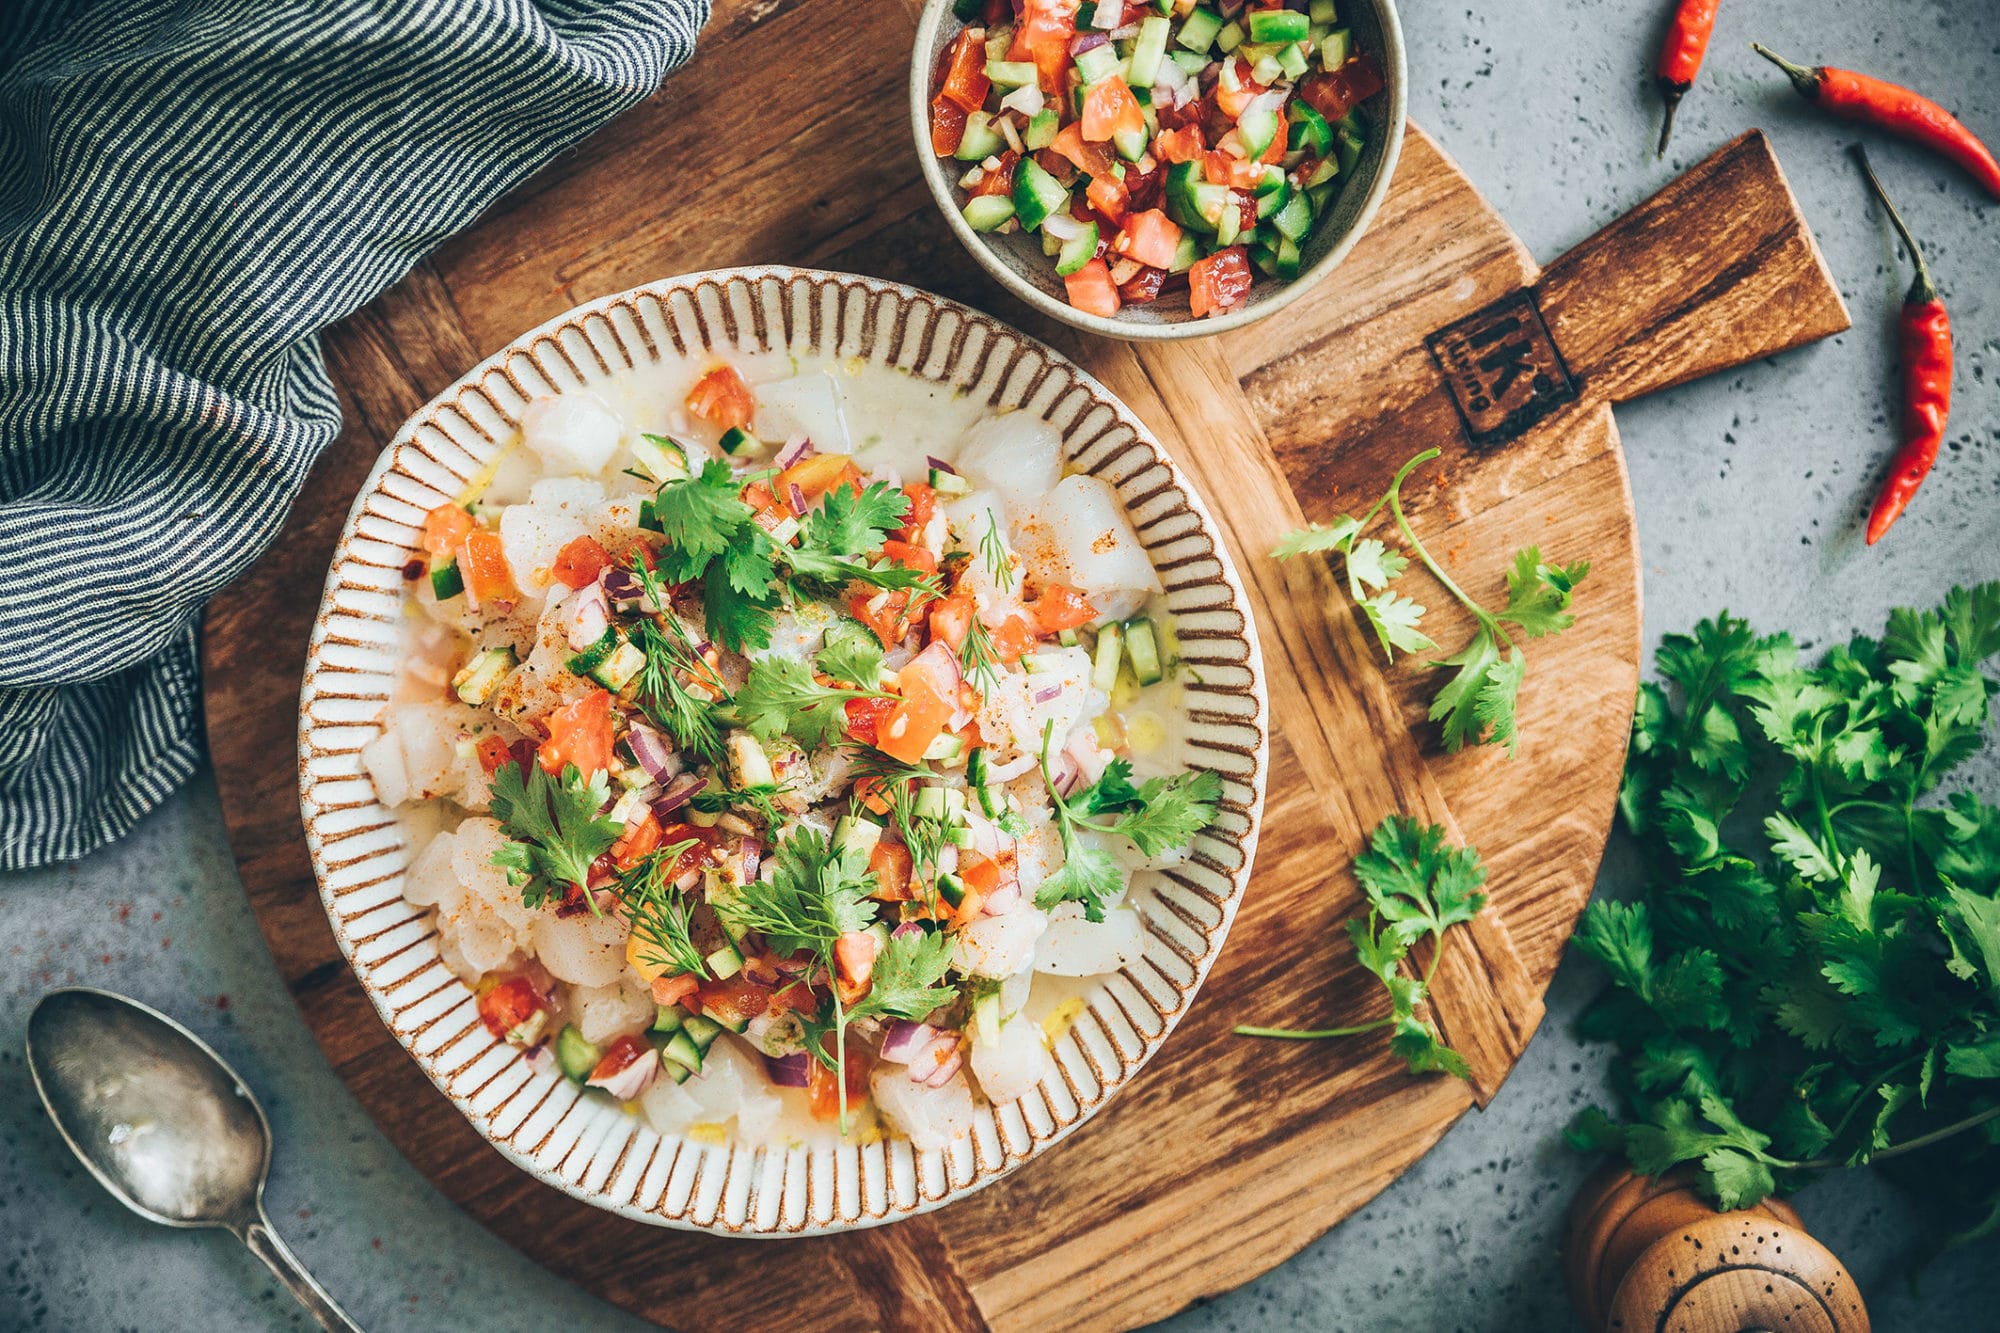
[{"left": 201, "top": 2, "right": 1847, "bottom": 1328}]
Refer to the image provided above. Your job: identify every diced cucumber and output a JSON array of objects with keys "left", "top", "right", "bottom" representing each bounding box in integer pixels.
[
  {"left": 1247, "top": 9, "right": 1309, "bottom": 44},
  {"left": 1237, "top": 104, "right": 1280, "bottom": 160},
  {"left": 1288, "top": 101, "right": 1334, "bottom": 157},
  {"left": 1335, "top": 127, "right": 1364, "bottom": 176},
  {"left": 710, "top": 1007, "right": 752, "bottom": 1036},
  {"left": 1165, "top": 161, "right": 1224, "bottom": 234},
  {"left": 1055, "top": 221, "right": 1100, "bottom": 276},
  {"left": 1249, "top": 242, "right": 1278, "bottom": 276},
  {"left": 1309, "top": 0, "right": 1339, "bottom": 24},
  {"left": 1092, "top": 621, "right": 1124, "bottom": 692},
  {"left": 1215, "top": 19, "right": 1245, "bottom": 52},
  {"left": 1011, "top": 156, "right": 1070, "bottom": 231},
  {"left": 657, "top": 1029, "right": 703, "bottom": 1076},
  {"left": 728, "top": 733, "right": 776, "bottom": 789},
  {"left": 1127, "top": 15, "right": 1171, "bottom": 87},
  {"left": 924, "top": 732, "right": 966, "bottom": 763},
  {"left": 632, "top": 434, "right": 689, "bottom": 483},
  {"left": 681, "top": 1013, "right": 723, "bottom": 1052},
  {"left": 935, "top": 872, "right": 969, "bottom": 909},
  {"left": 1320, "top": 28, "right": 1353, "bottom": 70},
  {"left": 1256, "top": 179, "right": 1290, "bottom": 219},
  {"left": 1273, "top": 233, "right": 1303, "bottom": 280},
  {"left": 974, "top": 988, "right": 1002, "bottom": 1046},
  {"left": 1058, "top": 627, "right": 1083, "bottom": 646},
  {"left": 1124, "top": 616, "right": 1165, "bottom": 686},
  {"left": 1215, "top": 196, "right": 1243, "bottom": 247},
  {"left": 705, "top": 940, "right": 744, "bottom": 980},
  {"left": 977, "top": 781, "right": 1007, "bottom": 820},
  {"left": 608, "top": 787, "right": 647, "bottom": 828},
  {"left": 1277, "top": 40, "right": 1310, "bottom": 80},
  {"left": 985, "top": 59, "right": 1039, "bottom": 88},
  {"left": 1074, "top": 42, "right": 1121, "bottom": 86},
  {"left": 554, "top": 1025, "right": 601, "bottom": 1083},
  {"left": 929, "top": 466, "right": 973, "bottom": 495},
  {"left": 954, "top": 110, "right": 1005, "bottom": 161},
  {"left": 963, "top": 194, "right": 1016, "bottom": 232},
  {"left": 945, "top": 823, "right": 975, "bottom": 848},
  {"left": 428, "top": 556, "right": 463, "bottom": 601},
  {"left": 1308, "top": 180, "right": 1337, "bottom": 213},
  {"left": 452, "top": 646, "right": 516, "bottom": 706},
  {"left": 913, "top": 786, "right": 968, "bottom": 822},
  {"left": 833, "top": 814, "right": 884, "bottom": 858},
  {"left": 1305, "top": 154, "right": 1341, "bottom": 187},
  {"left": 591, "top": 639, "right": 645, "bottom": 691},
  {"left": 1168, "top": 232, "right": 1203, "bottom": 273},
  {"left": 1024, "top": 108, "right": 1061, "bottom": 150},
  {"left": 1272, "top": 188, "right": 1313, "bottom": 242},
  {"left": 651, "top": 1005, "right": 685, "bottom": 1034},
  {"left": 1250, "top": 50, "right": 1284, "bottom": 85},
  {"left": 718, "top": 426, "right": 761, "bottom": 456},
  {"left": 1176, "top": 7, "right": 1223, "bottom": 53},
  {"left": 965, "top": 746, "right": 989, "bottom": 789},
  {"left": 565, "top": 627, "right": 617, "bottom": 677},
  {"left": 1168, "top": 49, "right": 1209, "bottom": 76}
]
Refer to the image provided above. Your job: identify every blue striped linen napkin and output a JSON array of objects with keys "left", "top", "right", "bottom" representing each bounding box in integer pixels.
[{"left": 0, "top": 0, "right": 710, "bottom": 870}]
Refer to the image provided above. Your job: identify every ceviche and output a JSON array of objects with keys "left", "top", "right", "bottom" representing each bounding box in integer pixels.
[
  {"left": 366, "top": 353, "right": 1219, "bottom": 1148},
  {"left": 929, "top": 0, "right": 1382, "bottom": 319}
]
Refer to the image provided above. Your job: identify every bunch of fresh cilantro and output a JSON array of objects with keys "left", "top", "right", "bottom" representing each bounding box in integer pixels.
[
  {"left": 1569, "top": 583, "right": 2000, "bottom": 1251},
  {"left": 1237, "top": 816, "right": 1489, "bottom": 1078},
  {"left": 1275, "top": 448, "right": 1589, "bottom": 754}
]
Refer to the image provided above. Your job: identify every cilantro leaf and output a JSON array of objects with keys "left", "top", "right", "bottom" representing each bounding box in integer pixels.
[
  {"left": 846, "top": 928, "right": 958, "bottom": 1023},
  {"left": 731, "top": 655, "right": 889, "bottom": 751},
  {"left": 1270, "top": 515, "right": 1361, "bottom": 560},
  {"left": 644, "top": 460, "right": 755, "bottom": 582},
  {"left": 1427, "top": 626, "right": 1502, "bottom": 752},
  {"left": 817, "top": 621, "right": 885, "bottom": 689},
  {"left": 797, "top": 481, "right": 907, "bottom": 561},
  {"left": 701, "top": 559, "right": 778, "bottom": 654},
  {"left": 486, "top": 761, "right": 623, "bottom": 909},
  {"left": 1034, "top": 840, "right": 1125, "bottom": 922},
  {"left": 1034, "top": 731, "right": 1224, "bottom": 919},
  {"left": 1344, "top": 537, "right": 1407, "bottom": 593},
  {"left": 1497, "top": 545, "right": 1589, "bottom": 638},
  {"left": 1358, "top": 590, "right": 1436, "bottom": 657}
]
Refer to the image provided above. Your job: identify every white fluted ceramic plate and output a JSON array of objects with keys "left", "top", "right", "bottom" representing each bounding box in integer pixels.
[{"left": 298, "top": 267, "right": 1268, "bottom": 1235}]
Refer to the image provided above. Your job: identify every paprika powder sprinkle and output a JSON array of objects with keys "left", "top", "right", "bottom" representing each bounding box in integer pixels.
[
  {"left": 1655, "top": 0, "right": 1720, "bottom": 155},
  {"left": 1850, "top": 145, "right": 1952, "bottom": 547},
  {"left": 1754, "top": 45, "right": 2000, "bottom": 200}
]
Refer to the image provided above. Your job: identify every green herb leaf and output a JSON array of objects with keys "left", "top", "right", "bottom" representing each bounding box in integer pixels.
[
  {"left": 846, "top": 928, "right": 958, "bottom": 1023},
  {"left": 487, "top": 761, "right": 623, "bottom": 909},
  {"left": 731, "top": 656, "right": 889, "bottom": 751}
]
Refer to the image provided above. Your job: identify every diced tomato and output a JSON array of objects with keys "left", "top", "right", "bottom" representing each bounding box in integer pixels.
[
  {"left": 1119, "top": 266, "right": 1168, "bottom": 305},
  {"left": 738, "top": 481, "right": 795, "bottom": 536},
  {"left": 1081, "top": 76, "right": 1145, "bottom": 144},
  {"left": 971, "top": 150, "right": 1019, "bottom": 198},
  {"left": 1189, "top": 246, "right": 1254, "bottom": 319},
  {"left": 1050, "top": 123, "right": 1120, "bottom": 180},
  {"left": 475, "top": 735, "right": 513, "bottom": 775},
  {"left": 843, "top": 695, "right": 897, "bottom": 745},
  {"left": 610, "top": 807, "right": 662, "bottom": 870},
  {"left": 1028, "top": 583, "right": 1097, "bottom": 634},
  {"left": 895, "top": 482, "right": 935, "bottom": 543},
  {"left": 1125, "top": 161, "right": 1167, "bottom": 214},
  {"left": 876, "top": 643, "right": 961, "bottom": 763},
  {"left": 939, "top": 30, "right": 991, "bottom": 111},
  {"left": 651, "top": 973, "right": 699, "bottom": 1008},
  {"left": 869, "top": 841, "right": 914, "bottom": 901},
  {"left": 989, "top": 614, "right": 1038, "bottom": 663},
  {"left": 807, "top": 1039, "right": 874, "bottom": 1121},
  {"left": 928, "top": 593, "right": 976, "bottom": 651},
  {"left": 1115, "top": 209, "right": 1183, "bottom": 270},
  {"left": 930, "top": 94, "right": 967, "bottom": 156},
  {"left": 1204, "top": 146, "right": 1267, "bottom": 190},
  {"left": 1261, "top": 109, "right": 1289, "bottom": 164},
  {"left": 550, "top": 535, "right": 609, "bottom": 590},
  {"left": 1085, "top": 173, "right": 1128, "bottom": 223},
  {"left": 880, "top": 539, "right": 937, "bottom": 574},
  {"left": 686, "top": 364, "right": 755, "bottom": 433},
  {"left": 1154, "top": 125, "right": 1207, "bottom": 163},
  {"left": 851, "top": 776, "right": 894, "bottom": 816},
  {"left": 1011, "top": 0, "right": 1080, "bottom": 95},
  {"left": 457, "top": 531, "right": 519, "bottom": 604},
  {"left": 768, "top": 976, "right": 820, "bottom": 1015},
  {"left": 834, "top": 930, "right": 879, "bottom": 1005},
  {"left": 696, "top": 974, "right": 775, "bottom": 1029},
  {"left": 420, "top": 503, "right": 474, "bottom": 557},
  {"left": 537, "top": 688, "right": 614, "bottom": 779},
  {"left": 777, "top": 452, "right": 854, "bottom": 503},
  {"left": 477, "top": 976, "right": 545, "bottom": 1043},
  {"left": 850, "top": 588, "right": 914, "bottom": 648},
  {"left": 1299, "top": 54, "right": 1384, "bottom": 124},
  {"left": 1215, "top": 59, "right": 1265, "bottom": 118},
  {"left": 1035, "top": 148, "right": 1078, "bottom": 186},
  {"left": 588, "top": 1033, "right": 650, "bottom": 1087},
  {"left": 960, "top": 854, "right": 1003, "bottom": 897}
]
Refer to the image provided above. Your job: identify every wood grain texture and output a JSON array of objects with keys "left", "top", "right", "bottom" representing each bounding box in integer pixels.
[{"left": 199, "top": 2, "right": 1848, "bottom": 1327}]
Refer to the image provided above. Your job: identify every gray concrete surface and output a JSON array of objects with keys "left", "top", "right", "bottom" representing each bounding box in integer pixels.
[{"left": 4, "top": 0, "right": 1996, "bottom": 1328}]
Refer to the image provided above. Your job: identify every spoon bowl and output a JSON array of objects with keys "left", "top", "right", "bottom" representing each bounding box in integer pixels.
[{"left": 27, "top": 988, "right": 360, "bottom": 1331}]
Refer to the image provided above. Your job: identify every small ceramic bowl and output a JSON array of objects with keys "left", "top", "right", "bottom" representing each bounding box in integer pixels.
[
  {"left": 298, "top": 268, "right": 1269, "bottom": 1235},
  {"left": 910, "top": 0, "right": 1407, "bottom": 340}
]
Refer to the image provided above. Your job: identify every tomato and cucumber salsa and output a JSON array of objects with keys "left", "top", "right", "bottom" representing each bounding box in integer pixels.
[{"left": 933, "top": 0, "right": 1382, "bottom": 320}]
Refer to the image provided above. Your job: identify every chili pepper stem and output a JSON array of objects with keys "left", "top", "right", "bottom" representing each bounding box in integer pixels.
[
  {"left": 1750, "top": 43, "right": 1823, "bottom": 100},
  {"left": 1851, "top": 143, "right": 1940, "bottom": 305},
  {"left": 1657, "top": 85, "right": 1684, "bottom": 156}
]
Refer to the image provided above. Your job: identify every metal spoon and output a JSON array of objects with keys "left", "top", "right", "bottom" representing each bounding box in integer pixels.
[{"left": 26, "top": 987, "right": 362, "bottom": 1332}]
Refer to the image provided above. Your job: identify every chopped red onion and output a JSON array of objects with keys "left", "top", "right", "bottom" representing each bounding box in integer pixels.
[
  {"left": 602, "top": 567, "right": 643, "bottom": 603},
  {"left": 565, "top": 581, "right": 610, "bottom": 650},
  {"left": 1054, "top": 755, "right": 1081, "bottom": 798},
  {"left": 880, "top": 1020, "right": 941, "bottom": 1064},
  {"left": 1216, "top": 0, "right": 1246, "bottom": 16},
  {"left": 1068, "top": 30, "right": 1108, "bottom": 55},
  {"left": 936, "top": 843, "right": 959, "bottom": 877},
  {"left": 1032, "top": 684, "right": 1063, "bottom": 704},
  {"left": 982, "top": 881, "right": 1022, "bottom": 916},
  {"left": 673, "top": 867, "right": 702, "bottom": 893},
  {"left": 739, "top": 837, "right": 762, "bottom": 884},
  {"left": 763, "top": 1052, "right": 812, "bottom": 1088},
  {"left": 987, "top": 752, "right": 1039, "bottom": 783},
  {"left": 1041, "top": 211, "right": 1084, "bottom": 243},
  {"left": 586, "top": 1047, "right": 659, "bottom": 1101},
  {"left": 948, "top": 704, "right": 977, "bottom": 732},
  {"left": 891, "top": 921, "right": 926, "bottom": 942},
  {"left": 592, "top": 887, "right": 620, "bottom": 914},
  {"left": 521, "top": 1044, "right": 556, "bottom": 1076},
  {"left": 912, "top": 640, "right": 962, "bottom": 687},
  {"left": 1000, "top": 83, "right": 1045, "bottom": 117},
  {"left": 1089, "top": 0, "right": 1124, "bottom": 28},
  {"left": 652, "top": 772, "right": 706, "bottom": 816},
  {"left": 924, "top": 455, "right": 959, "bottom": 476},
  {"left": 627, "top": 725, "right": 680, "bottom": 786},
  {"left": 919, "top": 1043, "right": 965, "bottom": 1088},
  {"left": 787, "top": 482, "right": 808, "bottom": 515},
  {"left": 775, "top": 436, "right": 815, "bottom": 468},
  {"left": 1109, "top": 22, "right": 1140, "bottom": 41}
]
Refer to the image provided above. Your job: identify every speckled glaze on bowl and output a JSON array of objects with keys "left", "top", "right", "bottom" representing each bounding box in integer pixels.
[
  {"left": 910, "top": 0, "right": 1407, "bottom": 341},
  {"left": 298, "top": 267, "right": 1268, "bottom": 1235}
]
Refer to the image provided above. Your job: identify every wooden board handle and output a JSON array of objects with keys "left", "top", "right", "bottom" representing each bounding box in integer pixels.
[{"left": 1535, "top": 130, "right": 1851, "bottom": 405}]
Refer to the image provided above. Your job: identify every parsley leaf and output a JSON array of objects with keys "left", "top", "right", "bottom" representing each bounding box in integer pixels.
[
  {"left": 731, "top": 655, "right": 892, "bottom": 751},
  {"left": 845, "top": 928, "right": 958, "bottom": 1023},
  {"left": 817, "top": 621, "right": 885, "bottom": 689},
  {"left": 486, "top": 761, "right": 623, "bottom": 909},
  {"left": 643, "top": 460, "right": 755, "bottom": 582}
]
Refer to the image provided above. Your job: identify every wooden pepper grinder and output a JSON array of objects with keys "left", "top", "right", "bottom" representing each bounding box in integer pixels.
[{"left": 1563, "top": 1165, "right": 1870, "bottom": 1332}]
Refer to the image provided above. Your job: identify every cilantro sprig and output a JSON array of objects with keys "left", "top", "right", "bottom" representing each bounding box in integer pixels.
[
  {"left": 1570, "top": 584, "right": 2000, "bottom": 1237},
  {"left": 731, "top": 655, "right": 894, "bottom": 751},
  {"left": 1275, "top": 448, "right": 1589, "bottom": 755},
  {"left": 1236, "top": 817, "right": 1488, "bottom": 1080},
  {"left": 487, "top": 761, "right": 623, "bottom": 909},
  {"left": 1033, "top": 721, "right": 1223, "bottom": 922}
]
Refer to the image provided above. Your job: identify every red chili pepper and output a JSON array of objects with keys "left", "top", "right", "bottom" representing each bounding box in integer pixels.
[
  {"left": 1851, "top": 145, "right": 1952, "bottom": 547},
  {"left": 1655, "top": 0, "right": 1720, "bottom": 155},
  {"left": 1755, "top": 45, "right": 2000, "bottom": 200}
]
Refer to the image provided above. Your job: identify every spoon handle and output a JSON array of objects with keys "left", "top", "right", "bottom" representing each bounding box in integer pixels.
[{"left": 239, "top": 1208, "right": 364, "bottom": 1333}]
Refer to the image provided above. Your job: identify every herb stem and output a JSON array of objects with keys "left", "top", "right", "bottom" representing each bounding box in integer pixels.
[
  {"left": 1235, "top": 1018, "right": 1397, "bottom": 1040},
  {"left": 1384, "top": 454, "right": 1509, "bottom": 652},
  {"left": 1786, "top": 1103, "right": 2000, "bottom": 1172}
]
